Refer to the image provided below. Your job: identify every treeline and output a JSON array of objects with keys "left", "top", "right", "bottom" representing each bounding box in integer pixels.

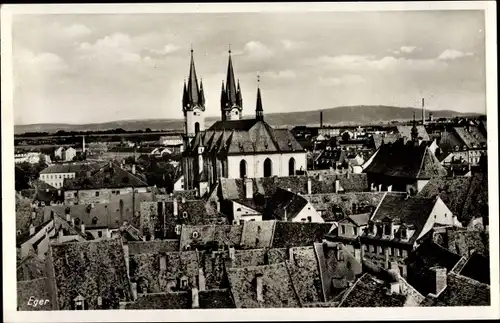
[{"left": 15, "top": 128, "right": 182, "bottom": 138}]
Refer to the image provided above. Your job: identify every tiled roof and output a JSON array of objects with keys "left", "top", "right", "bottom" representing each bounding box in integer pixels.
[
  {"left": 219, "top": 173, "right": 369, "bottom": 202},
  {"left": 271, "top": 222, "right": 333, "bottom": 249},
  {"left": 43, "top": 192, "right": 153, "bottom": 230},
  {"left": 179, "top": 224, "right": 242, "bottom": 250},
  {"left": 406, "top": 240, "right": 462, "bottom": 296},
  {"left": 16, "top": 218, "right": 53, "bottom": 247},
  {"left": 453, "top": 126, "right": 487, "bottom": 149},
  {"left": 364, "top": 139, "right": 447, "bottom": 179},
  {"left": 420, "top": 272, "right": 490, "bottom": 306},
  {"left": 17, "top": 254, "right": 46, "bottom": 281},
  {"left": 338, "top": 273, "right": 407, "bottom": 307},
  {"left": 39, "top": 162, "right": 105, "bottom": 174},
  {"left": 17, "top": 278, "right": 53, "bottom": 311},
  {"left": 195, "top": 119, "right": 304, "bottom": 155},
  {"left": 304, "top": 192, "right": 387, "bottom": 222},
  {"left": 348, "top": 213, "right": 371, "bottom": 226},
  {"left": 127, "top": 240, "right": 180, "bottom": 255},
  {"left": 367, "top": 194, "right": 439, "bottom": 244},
  {"left": 443, "top": 228, "right": 489, "bottom": 258},
  {"left": 418, "top": 173, "right": 488, "bottom": 225},
  {"left": 49, "top": 238, "right": 131, "bottom": 310},
  {"left": 314, "top": 242, "right": 362, "bottom": 301},
  {"left": 16, "top": 196, "right": 48, "bottom": 234},
  {"left": 457, "top": 253, "right": 490, "bottom": 285},
  {"left": 64, "top": 162, "right": 148, "bottom": 190},
  {"left": 125, "top": 292, "right": 190, "bottom": 309},
  {"left": 240, "top": 220, "right": 276, "bottom": 249},
  {"left": 287, "top": 247, "right": 323, "bottom": 304},
  {"left": 227, "top": 262, "right": 301, "bottom": 308},
  {"left": 265, "top": 188, "right": 309, "bottom": 221},
  {"left": 199, "top": 289, "right": 236, "bottom": 308},
  {"left": 396, "top": 125, "right": 430, "bottom": 141}
]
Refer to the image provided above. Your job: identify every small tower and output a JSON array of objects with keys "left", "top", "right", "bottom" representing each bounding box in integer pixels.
[
  {"left": 82, "top": 135, "right": 86, "bottom": 154},
  {"left": 255, "top": 75, "right": 264, "bottom": 121},
  {"left": 411, "top": 112, "right": 419, "bottom": 142},
  {"left": 421, "top": 97, "right": 426, "bottom": 125},
  {"left": 182, "top": 47, "right": 205, "bottom": 140},
  {"left": 221, "top": 46, "right": 243, "bottom": 121}
]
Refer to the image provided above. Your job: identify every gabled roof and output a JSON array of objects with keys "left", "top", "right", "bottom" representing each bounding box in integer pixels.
[
  {"left": 364, "top": 139, "right": 447, "bottom": 179},
  {"left": 227, "top": 262, "right": 301, "bottom": 308},
  {"left": 240, "top": 220, "right": 276, "bottom": 249},
  {"left": 64, "top": 162, "right": 148, "bottom": 190},
  {"left": 396, "top": 125, "right": 430, "bottom": 141},
  {"left": 49, "top": 238, "right": 131, "bottom": 310},
  {"left": 287, "top": 246, "right": 323, "bottom": 304},
  {"left": 17, "top": 278, "right": 53, "bottom": 311},
  {"left": 271, "top": 222, "right": 333, "bottom": 249},
  {"left": 39, "top": 162, "right": 105, "bottom": 174},
  {"left": 338, "top": 273, "right": 407, "bottom": 307},
  {"left": 179, "top": 224, "right": 242, "bottom": 250},
  {"left": 442, "top": 227, "right": 489, "bottom": 258},
  {"left": 127, "top": 240, "right": 180, "bottom": 255},
  {"left": 418, "top": 172, "right": 488, "bottom": 224},
  {"left": 265, "top": 188, "right": 309, "bottom": 221},
  {"left": 420, "top": 272, "right": 490, "bottom": 306},
  {"left": 453, "top": 126, "right": 486, "bottom": 149},
  {"left": 17, "top": 253, "right": 47, "bottom": 281}
]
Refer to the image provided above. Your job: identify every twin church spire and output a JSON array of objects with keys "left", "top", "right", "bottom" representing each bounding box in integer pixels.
[{"left": 183, "top": 46, "right": 263, "bottom": 122}]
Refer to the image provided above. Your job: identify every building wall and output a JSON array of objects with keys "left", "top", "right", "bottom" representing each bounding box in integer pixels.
[
  {"left": 417, "top": 197, "right": 458, "bottom": 241},
  {"left": 290, "top": 202, "right": 324, "bottom": 223},
  {"left": 360, "top": 242, "right": 410, "bottom": 276},
  {"left": 40, "top": 172, "right": 76, "bottom": 189},
  {"left": 19, "top": 220, "right": 55, "bottom": 258},
  {"left": 226, "top": 152, "right": 307, "bottom": 179},
  {"left": 64, "top": 187, "right": 148, "bottom": 205},
  {"left": 185, "top": 109, "right": 205, "bottom": 137},
  {"left": 232, "top": 201, "right": 262, "bottom": 223},
  {"left": 173, "top": 175, "right": 184, "bottom": 191},
  {"left": 64, "top": 148, "right": 77, "bottom": 162}
]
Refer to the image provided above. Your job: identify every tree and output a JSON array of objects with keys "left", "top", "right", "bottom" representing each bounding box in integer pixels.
[{"left": 145, "top": 128, "right": 152, "bottom": 133}]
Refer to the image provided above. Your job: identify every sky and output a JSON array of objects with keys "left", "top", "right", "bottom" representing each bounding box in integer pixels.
[{"left": 11, "top": 10, "right": 486, "bottom": 125}]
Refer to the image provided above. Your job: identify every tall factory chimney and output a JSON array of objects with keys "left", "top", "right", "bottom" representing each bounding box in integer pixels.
[
  {"left": 421, "top": 97, "right": 426, "bottom": 125},
  {"left": 320, "top": 111, "right": 323, "bottom": 128}
]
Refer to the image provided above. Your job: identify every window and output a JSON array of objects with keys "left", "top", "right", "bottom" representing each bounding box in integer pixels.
[
  {"left": 377, "top": 246, "right": 383, "bottom": 254},
  {"left": 95, "top": 191, "right": 100, "bottom": 197},
  {"left": 369, "top": 245, "right": 375, "bottom": 253},
  {"left": 192, "top": 231, "right": 199, "bottom": 239},
  {"left": 341, "top": 225, "right": 346, "bottom": 235},
  {"left": 395, "top": 248, "right": 400, "bottom": 257},
  {"left": 263, "top": 158, "right": 273, "bottom": 177},
  {"left": 182, "top": 211, "right": 188, "bottom": 219},
  {"left": 194, "top": 122, "right": 200, "bottom": 134},
  {"left": 239, "top": 160, "right": 247, "bottom": 178},
  {"left": 98, "top": 231, "right": 103, "bottom": 238},
  {"left": 92, "top": 217, "right": 98, "bottom": 225},
  {"left": 74, "top": 192, "right": 78, "bottom": 197},
  {"left": 402, "top": 250, "right": 408, "bottom": 258},
  {"left": 75, "top": 218, "right": 81, "bottom": 226},
  {"left": 307, "top": 216, "right": 312, "bottom": 223},
  {"left": 288, "top": 157, "right": 296, "bottom": 176},
  {"left": 353, "top": 227, "right": 358, "bottom": 236}
]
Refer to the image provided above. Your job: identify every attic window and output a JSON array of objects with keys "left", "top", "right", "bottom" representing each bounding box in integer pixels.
[
  {"left": 17, "top": 230, "right": 21, "bottom": 236},
  {"left": 192, "top": 231, "right": 199, "bottom": 239},
  {"left": 92, "top": 217, "right": 98, "bottom": 225},
  {"left": 182, "top": 211, "right": 188, "bottom": 219}
]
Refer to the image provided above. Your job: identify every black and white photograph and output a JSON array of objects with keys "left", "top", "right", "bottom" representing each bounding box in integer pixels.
[{"left": 2, "top": 2, "right": 498, "bottom": 322}]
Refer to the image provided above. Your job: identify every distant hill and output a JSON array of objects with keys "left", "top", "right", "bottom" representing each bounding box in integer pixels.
[{"left": 14, "top": 105, "right": 481, "bottom": 134}]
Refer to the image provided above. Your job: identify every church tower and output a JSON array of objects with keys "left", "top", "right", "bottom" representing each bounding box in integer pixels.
[
  {"left": 220, "top": 47, "right": 243, "bottom": 121},
  {"left": 255, "top": 75, "right": 264, "bottom": 121},
  {"left": 182, "top": 48, "right": 205, "bottom": 145}
]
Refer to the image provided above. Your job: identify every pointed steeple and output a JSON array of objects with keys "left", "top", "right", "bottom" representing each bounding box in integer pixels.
[
  {"left": 225, "top": 47, "right": 238, "bottom": 106},
  {"left": 236, "top": 79, "right": 243, "bottom": 108},
  {"left": 199, "top": 78, "right": 205, "bottom": 106},
  {"left": 182, "top": 79, "right": 188, "bottom": 108},
  {"left": 256, "top": 75, "right": 264, "bottom": 121},
  {"left": 183, "top": 47, "right": 205, "bottom": 112}
]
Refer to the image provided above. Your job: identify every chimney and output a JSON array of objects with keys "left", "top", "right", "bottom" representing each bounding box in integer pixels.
[
  {"left": 307, "top": 177, "right": 312, "bottom": 195},
  {"left": 81, "top": 222, "right": 85, "bottom": 234},
  {"left": 429, "top": 267, "right": 447, "bottom": 296},
  {"left": 131, "top": 282, "right": 138, "bottom": 301},
  {"left": 216, "top": 201, "right": 220, "bottom": 212},
  {"left": 198, "top": 268, "right": 206, "bottom": 291},
  {"left": 191, "top": 287, "right": 199, "bottom": 309},
  {"left": 318, "top": 174, "right": 324, "bottom": 182},
  {"left": 66, "top": 213, "right": 71, "bottom": 222},
  {"left": 245, "top": 178, "right": 253, "bottom": 199},
  {"left": 387, "top": 185, "right": 392, "bottom": 192},
  {"left": 320, "top": 111, "right": 323, "bottom": 128},
  {"left": 370, "top": 183, "right": 376, "bottom": 191},
  {"left": 71, "top": 218, "right": 75, "bottom": 227},
  {"left": 389, "top": 281, "right": 400, "bottom": 295},
  {"left": 58, "top": 228, "right": 63, "bottom": 239},
  {"left": 57, "top": 189, "right": 61, "bottom": 196},
  {"left": 229, "top": 246, "right": 236, "bottom": 261},
  {"left": 378, "top": 184, "right": 382, "bottom": 192},
  {"left": 422, "top": 97, "right": 426, "bottom": 125},
  {"left": 334, "top": 179, "right": 340, "bottom": 193},
  {"left": 429, "top": 112, "right": 434, "bottom": 122},
  {"left": 109, "top": 161, "right": 113, "bottom": 168},
  {"left": 86, "top": 170, "right": 92, "bottom": 178},
  {"left": 289, "top": 248, "right": 294, "bottom": 263},
  {"left": 173, "top": 198, "right": 178, "bottom": 217},
  {"left": 283, "top": 207, "right": 288, "bottom": 222},
  {"left": 131, "top": 164, "right": 136, "bottom": 175},
  {"left": 255, "top": 274, "right": 264, "bottom": 302},
  {"left": 29, "top": 224, "right": 35, "bottom": 236}
]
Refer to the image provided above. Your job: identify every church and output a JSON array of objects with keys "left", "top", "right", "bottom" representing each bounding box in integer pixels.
[{"left": 179, "top": 48, "right": 307, "bottom": 195}]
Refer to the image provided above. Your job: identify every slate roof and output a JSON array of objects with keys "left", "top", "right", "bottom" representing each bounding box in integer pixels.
[
  {"left": 39, "top": 162, "right": 105, "bottom": 174},
  {"left": 366, "top": 194, "right": 440, "bottom": 244},
  {"left": 405, "top": 240, "right": 463, "bottom": 296},
  {"left": 364, "top": 139, "right": 447, "bottom": 179},
  {"left": 227, "top": 262, "right": 301, "bottom": 308},
  {"left": 265, "top": 188, "right": 309, "bottom": 221},
  {"left": 271, "top": 222, "right": 333, "bottom": 249},
  {"left": 418, "top": 172, "right": 488, "bottom": 224},
  {"left": 420, "top": 272, "right": 490, "bottom": 306},
  {"left": 179, "top": 224, "right": 242, "bottom": 250},
  {"left": 31, "top": 180, "right": 65, "bottom": 205},
  {"left": 17, "top": 278, "right": 53, "bottom": 311},
  {"left": 442, "top": 228, "right": 489, "bottom": 258},
  {"left": 64, "top": 162, "right": 148, "bottom": 190},
  {"left": 43, "top": 192, "right": 153, "bottom": 230},
  {"left": 396, "top": 125, "right": 430, "bottom": 141},
  {"left": 49, "top": 238, "right": 131, "bottom": 310},
  {"left": 337, "top": 273, "right": 407, "bottom": 307},
  {"left": 191, "top": 119, "right": 304, "bottom": 155},
  {"left": 314, "top": 242, "right": 363, "bottom": 301},
  {"left": 457, "top": 253, "right": 490, "bottom": 285},
  {"left": 453, "top": 126, "right": 487, "bottom": 149}
]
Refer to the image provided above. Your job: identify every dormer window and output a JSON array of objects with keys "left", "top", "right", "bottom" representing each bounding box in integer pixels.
[
  {"left": 175, "top": 224, "right": 182, "bottom": 236},
  {"left": 400, "top": 225, "right": 408, "bottom": 240},
  {"left": 192, "top": 231, "right": 199, "bottom": 239},
  {"left": 182, "top": 211, "right": 188, "bottom": 219},
  {"left": 92, "top": 217, "right": 98, "bottom": 225},
  {"left": 74, "top": 295, "right": 85, "bottom": 310}
]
